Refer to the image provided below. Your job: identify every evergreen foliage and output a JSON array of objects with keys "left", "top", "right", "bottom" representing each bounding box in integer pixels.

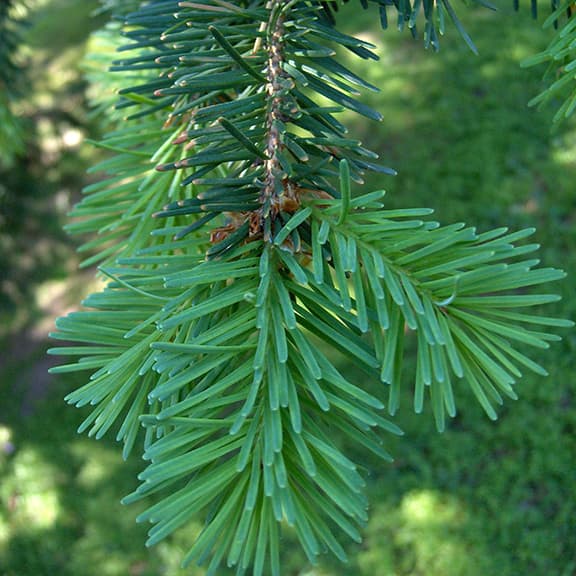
[
  {"left": 522, "top": 0, "right": 576, "bottom": 123},
  {"left": 49, "top": 0, "right": 573, "bottom": 573}
]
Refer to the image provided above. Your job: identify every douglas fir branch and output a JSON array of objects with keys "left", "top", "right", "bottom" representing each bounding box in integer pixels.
[{"left": 47, "top": 1, "right": 574, "bottom": 574}]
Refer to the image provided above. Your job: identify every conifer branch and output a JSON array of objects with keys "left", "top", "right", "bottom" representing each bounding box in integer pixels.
[
  {"left": 49, "top": 1, "right": 573, "bottom": 572},
  {"left": 521, "top": 1, "right": 576, "bottom": 123}
]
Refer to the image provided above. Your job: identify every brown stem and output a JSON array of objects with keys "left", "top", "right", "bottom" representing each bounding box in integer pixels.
[{"left": 257, "top": 1, "right": 294, "bottom": 235}]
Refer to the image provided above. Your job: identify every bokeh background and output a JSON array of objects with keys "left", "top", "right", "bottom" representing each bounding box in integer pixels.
[{"left": 1, "top": 1, "right": 575, "bottom": 575}]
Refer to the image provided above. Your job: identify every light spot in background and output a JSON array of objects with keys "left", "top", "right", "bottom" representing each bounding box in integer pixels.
[
  {"left": 397, "top": 490, "right": 485, "bottom": 576},
  {"left": 0, "top": 425, "right": 14, "bottom": 456},
  {"left": 19, "top": 491, "right": 60, "bottom": 529},
  {"left": 71, "top": 439, "right": 125, "bottom": 489},
  {"left": 357, "top": 490, "right": 494, "bottom": 576},
  {"left": 33, "top": 273, "right": 105, "bottom": 339},
  {"left": 0, "top": 516, "right": 8, "bottom": 549},
  {"left": 62, "top": 127, "right": 83, "bottom": 148},
  {"left": 354, "top": 31, "right": 384, "bottom": 51},
  {"left": 552, "top": 131, "right": 576, "bottom": 167},
  {"left": 400, "top": 489, "right": 467, "bottom": 526},
  {"left": 3, "top": 447, "right": 62, "bottom": 531}
]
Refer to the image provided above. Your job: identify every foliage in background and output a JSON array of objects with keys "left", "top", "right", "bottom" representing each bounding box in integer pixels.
[
  {"left": 0, "top": 0, "right": 104, "bottom": 331},
  {"left": 522, "top": 0, "right": 576, "bottom": 123},
  {"left": 46, "top": 1, "right": 574, "bottom": 574},
  {"left": 0, "top": 0, "right": 27, "bottom": 167}
]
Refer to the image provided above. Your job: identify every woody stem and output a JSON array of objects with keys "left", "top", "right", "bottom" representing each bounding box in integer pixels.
[{"left": 260, "top": 0, "right": 290, "bottom": 236}]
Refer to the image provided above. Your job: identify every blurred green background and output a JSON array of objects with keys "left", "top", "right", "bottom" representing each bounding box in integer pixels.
[{"left": 0, "top": 1, "right": 575, "bottom": 575}]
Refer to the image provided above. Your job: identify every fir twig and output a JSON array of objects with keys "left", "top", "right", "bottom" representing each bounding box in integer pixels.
[{"left": 50, "top": 1, "right": 573, "bottom": 573}]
